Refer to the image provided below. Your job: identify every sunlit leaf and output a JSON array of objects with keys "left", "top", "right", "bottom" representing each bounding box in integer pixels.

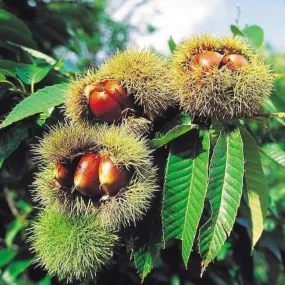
[
  {"left": 0, "top": 83, "right": 67, "bottom": 129},
  {"left": 149, "top": 113, "right": 196, "bottom": 149},
  {"left": 162, "top": 130, "right": 210, "bottom": 266},
  {"left": 199, "top": 128, "right": 244, "bottom": 273},
  {"left": 16, "top": 65, "right": 53, "bottom": 85},
  {"left": 241, "top": 127, "right": 268, "bottom": 250},
  {"left": 1, "top": 259, "right": 33, "bottom": 284},
  {"left": 5, "top": 219, "right": 25, "bottom": 249},
  {"left": 168, "top": 36, "right": 177, "bottom": 53},
  {"left": 242, "top": 25, "right": 264, "bottom": 49},
  {"left": 0, "top": 249, "right": 17, "bottom": 268}
]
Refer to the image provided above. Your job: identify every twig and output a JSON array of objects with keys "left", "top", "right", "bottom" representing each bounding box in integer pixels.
[
  {"left": 4, "top": 187, "right": 20, "bottom": 219},
  {"left": 251, "top": 112, "right": 285, "bottom": 119}
]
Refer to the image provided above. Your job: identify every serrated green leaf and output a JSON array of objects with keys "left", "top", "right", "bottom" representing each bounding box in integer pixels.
[
  {"left": 16, "top": 65, "right": 53, "bottom": 85},
  {"left": 0, "top": 83, "right": 67, "bottom": 129},
  {"left": 132, "top": 230, "right": 161, "bottom": 280},
  {"left": 0, "top": 250, "right": 17, "bottom": 268},
  {"left": 0, "top": 124, "right": 29, "bottom": 169},
  {"left": 240, "top": 127, "right": 268, "bottom": 250},
  {"left": 242, "top": 25, "right": 264, "bottom": 49},
  {"left": 149, "top": 113, "right": 196, "bottom": 149},
  {"left": 199, "top": 128, "right": 244, "bottom": 273},
  {"left": 168, "top": 36, "right": 177, "bottom": 53},
  {"left": 262, "top": 143, "right": 285, "bottom": 169},
  {"left": 162, "top": 129, "right": 210, "bottom": 266}
]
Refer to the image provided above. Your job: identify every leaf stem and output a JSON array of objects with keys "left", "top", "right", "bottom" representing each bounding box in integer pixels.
[
  {"left": 0, "top": 80, "right": 18, "bottom": 90},
  {"left": 274, "top": 73, "right": 285, "bottom": 79},
  {"left": 251, "top": 112, "right": 285, "bottom": 119}
]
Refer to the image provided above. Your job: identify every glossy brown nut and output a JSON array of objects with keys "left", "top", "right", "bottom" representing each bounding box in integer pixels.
[
  {"left": 103, "top": 80, "right": 133, "bottom": 109},
  {"left": 189, "top": 51, "right": 223, "bottom": 72},
  {"left": 220, "top": 54, "right": 249, "bottom": 70},
  {"left": 88, "top": 87, "right": 123, "bottom": 123},
  {"left": 99, "top": 156, "right": 129, "bottom": 196},
  {"left": 74, "top": 153, "right": 103, "bottom": 197},
  {"left": 54, "top": 162, "right": 74, "bottom": 187}
]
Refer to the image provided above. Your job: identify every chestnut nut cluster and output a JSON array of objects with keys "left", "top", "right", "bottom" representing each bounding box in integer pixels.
[
  {"left": 54, "top": 154, "right": 129, "bottom": 197},
  {"left": 189, "top": 51, "right": 248, "bottom": 72},
  {"left": 85, "top": 80, "right": 134, "bottom": 123}
]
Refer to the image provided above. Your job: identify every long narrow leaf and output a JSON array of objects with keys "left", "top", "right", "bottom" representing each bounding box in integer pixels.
[
  {"left": 162, "top": 130, "right": 210, "bottom": 266},
  {"left": 199, "top": 128, "right": 244, "bottom": 273},
  {"left": 240, "top": 127, "right": 269, "bottom": 250},
  {"left": 0, "top": 83, "right": 67, "bottom": 129}
]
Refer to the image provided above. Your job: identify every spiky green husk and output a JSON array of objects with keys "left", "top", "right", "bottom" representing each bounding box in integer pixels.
[
  {"left": 171, "top": 34, "right": 274, "bottom": 119},
  {"left": 33, "top": 123, "right": 158, "bottom": 229},
  {"left": 29, "top": 208, "right": 118, "bottom": 283},
  {"left": 64, "top": 49, "right": 174, "bottom": 124},
  {"left": 64, "top": 69, "right": 106, "bottom": 124}
]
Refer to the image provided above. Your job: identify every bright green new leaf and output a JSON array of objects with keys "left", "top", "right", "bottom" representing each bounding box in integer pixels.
[
  {"left": 0, "top": 249, "right": 17, "bottom": 268},
  {"left": 0, "top": 83, "right": 67, "bottom": 129},
  {"left": 168, "top": 36, "right": 177, "bottom": 53},
  {"left": 16, "top": 65, "right": 53, "bottom": 85},
  {"left": 8, "top": 43, "right": 57, "bottom": 66},
  {"left": 0, "top": 74, "right": 6, "bottom": 80},
  {"left": 162, "top": 130, "right": 210, "bottom": 266},
  {"left": 132, "top": 230, "right": 161, "bottom": 280},
  {"left": 149, "top": 113, "right": 196, "bottom": 149},
  {"left": 199, "top": 128, "right": 244, "bottom": 273},
  {"left": 230, "top": 25, "right": 244, "bottom": 36},
  {"left": 242, "top": 25, "right": 264, "bottom": 49},
  {"left": 262, "top": 143, "right": 285, "bottom": 169},
  {"left": 0, "top": 124, "right": 29, "bottom": 169},
  {"left": 0, "top": 60, "right": 31, "bottom": 77},
  {"left": 1, "top": 259, "right": 33, "bottom": 284},
  {"left": 240, "top": 127, "right": 268, "bottom": 250},
  {"left": 5, "top": 219, "right": 25, "bottom": 249}
]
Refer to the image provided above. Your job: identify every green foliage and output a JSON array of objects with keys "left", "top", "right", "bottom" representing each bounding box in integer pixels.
[
  {"left": 168, "top": 36, "right": 177, "bottom": 53},
  {"left": 199, "top": 129, "right": 244, "bottom": 273},
  {"left": 0, "top": 124, "right": 29, "bottom": 168},
  {"left": 0, "top": 3, "right": 284, "bottom": 285},
  {"left": 0, "top": 250, "right": 17, "bottom": 268},
  {"left": 241, "top": 128, "right": 269, "bottom": 250},
  {"left": 132, "top": 229, "right": 162, "bottom": 280},
  {"left": 0, "top": 83, "right": 67, "bottom": 129},
  {"left": 149, "top": 113, "right": 196, "bottom": 149},
  {"left": 231, "top": 24, "right": 264, "bottom": 48},
  {"left": 162, "top": 130, "right": 210, "bottom": 266},
  {"left": 262, "top": 143, "right": 285, "bottom": 168}
]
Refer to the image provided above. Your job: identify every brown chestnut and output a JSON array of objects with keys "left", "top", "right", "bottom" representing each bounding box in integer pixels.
[
  {"left": 54, "top": 162, "right": 74, "bottom": 187},
  {"left": 74, "top": 153, "right": 103, "bottom": 197},
  {"left": 99, "top": 156, "right": 129, "bottom": 196},
  {"left": 86, "top": 80, "right": 133, "bottom": 123},
  {"left": 190, "top": 51, "right": 223, "bottom": 72},
  {"left": 220, "top": 54, "right": 249, "bottom": 70}
]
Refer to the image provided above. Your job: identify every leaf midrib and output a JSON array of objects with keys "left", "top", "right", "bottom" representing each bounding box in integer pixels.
[{"left": 204, "top": 132, "right": 229, "bottom": 261}]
